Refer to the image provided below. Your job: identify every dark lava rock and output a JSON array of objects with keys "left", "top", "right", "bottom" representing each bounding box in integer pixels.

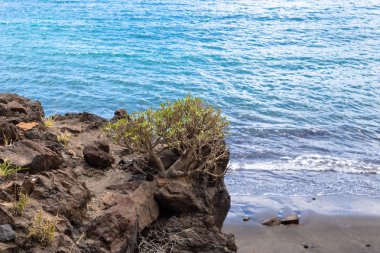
[
  {"left": 94, "top": 140, "right": 110, "bottom": 154},
  {"left": 0, "top": 118, "right": 21, "bottom": 145},
  {"left": 111, "top": 109, "right": 130, "bottom": 122},
  {"left": 281, "top": 214, "right": 300, "bottom": 225},
  {"left": 30, "top": 170, "right": 90, "bottom": 222},
  {"left": 155, "top": 181, "right": 203, "bottom": 214},
  {"left": 83, "top": 145, "right": 115, "bottom": 169},
  {"left": 0, "top": 139, "right": 62, "bottom": 173},
  {"left": 0, "top": 93, "right": 44, "bottom": 124},
  {"left": 243, "top": 216, "right": 251, "bottom": 222},
  {"left": 0, "top": 224, "right": 16, "bottom": 242},
  {"left": 145, "top": 214, "right": 237, "bottom": 253}
]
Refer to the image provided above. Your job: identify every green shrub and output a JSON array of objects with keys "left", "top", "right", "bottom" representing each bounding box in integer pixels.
[
  {"left": 0, "top": 160, "right": 25, "bottom": 177},
  {"left": 28, "top": 209, "right": 57, "bottom": 246},
  {"left": 12, "top": 192, "right": 29, "bottom": 216},
  {"left": 57, "top": 131, "right": 72, "bottom": 147},
  {"left": 105, "top": 95, "right": 229, "bottom": 178},
  {"left": 43, "top": 116, "right": 56, "bottom": 128}
]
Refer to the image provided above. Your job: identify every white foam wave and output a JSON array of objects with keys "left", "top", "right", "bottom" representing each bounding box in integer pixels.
[{"left": 230, "top": 154, "right": 380, "bottom": 174}]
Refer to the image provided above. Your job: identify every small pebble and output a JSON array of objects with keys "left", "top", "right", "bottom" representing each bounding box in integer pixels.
[
  {"left": 312, "top": 197, "right": 316, "bottom": 201},
  {"left": 302, "top": 242, "right": 309, "bottom": 249},
  {"left": 243, "top": 216, "right": 251, "bottom": 222},
  {"left": 366, "top": 244, "right": 371, "bottom": 248}
]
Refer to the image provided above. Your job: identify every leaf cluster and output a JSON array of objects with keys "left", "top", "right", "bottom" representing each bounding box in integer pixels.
[
  {"left": 28, "top": 209, "right": 57, "bottom": 246},
  {"left": 105, "top": 96, "right": 229, "bottom": 175},
  {"left": 12, "top": 192, "right": 29, "bottom": 216},
  {"left": 0, "top": 160, "right": 25, "bottom": 177}
]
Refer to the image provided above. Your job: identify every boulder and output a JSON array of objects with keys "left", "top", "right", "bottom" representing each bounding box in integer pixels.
[
  {"left": 0, "top": 224, "right": 15, "bottom": 242},
  {"left": 83, "top": 145, "right": 114, "bottom": 169},
  {"left": 0, "top": 139, "right": 62, "bottom": 173},
  {"left": 94, "top": 140, "right": 110, "bottom": 154},
  {"left": 82, "top": 195, "right": 137, "bottom": 253},
  {"left": 0, "top": 119, "right": 21, "bottom": 145},
  {"left": 130, "top": 181, "right": 159, "bottom": 230},
  {"left": 155, "top": 180, "right": 203, "bottom": 214}
]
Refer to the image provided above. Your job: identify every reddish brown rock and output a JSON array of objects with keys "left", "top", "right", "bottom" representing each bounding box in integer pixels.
[
  {"left": 16, "top": 122, "right": 39, "bottom": 131},
  {"left": 155, "top": 181, "right": 203, "bottom": 214},
  {"left": 131, "top": 181, "right": 159, "bottom": 230}
]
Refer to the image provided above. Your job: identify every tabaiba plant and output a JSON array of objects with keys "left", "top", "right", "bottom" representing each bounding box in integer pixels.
[
  {"left": 105, "top": 95, "right": 229, "bottom": 178},
  {"left": 28, "top": 209, "right": 57, "bottom": 246},
  {"left": 0, "top": 160, "right": 25, "bottom": 177}
]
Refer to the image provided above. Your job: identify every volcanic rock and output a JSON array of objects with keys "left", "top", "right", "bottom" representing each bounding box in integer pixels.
[
  {"left": 0, "top": 119, "right": 21, "bottom": 145},
  {"left": 0, "top": 139, "right": 62, "bottom": 173},
  {"left": 83, "top": 145, "right": 115, "bottom": 169}
]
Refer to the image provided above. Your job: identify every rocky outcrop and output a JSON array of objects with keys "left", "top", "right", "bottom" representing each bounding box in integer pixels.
[
  {"left": 147, "top": 174, "right": 236, "bottom": 253},
  {"left": 0, "top": 119, "right": 21, "bottom": 145},
  {"left": 81, "top": 195, "right": 137, "bottom": 253},
  {"left": 0, "top": 139, "right": 62, "bottom": 173},
  {"left": 0, "top": 93, "right": 236, "bottom": 253},
  {"left": 0, "top": 93, "right": 44, "bottom": 124}
]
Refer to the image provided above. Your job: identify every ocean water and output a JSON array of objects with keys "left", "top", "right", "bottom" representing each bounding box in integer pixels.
[{"left": 1, "top": 0, "right": 380, "bottom": 197}]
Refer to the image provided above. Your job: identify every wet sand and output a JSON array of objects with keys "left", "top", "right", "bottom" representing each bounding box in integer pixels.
[{"left": 223, "top": 195, "right": 380, "bottom": 253}]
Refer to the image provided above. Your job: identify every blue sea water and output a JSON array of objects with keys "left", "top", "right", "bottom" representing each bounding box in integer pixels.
[{"left": 1, "top": 0, "right": 380, "bottom": 197}]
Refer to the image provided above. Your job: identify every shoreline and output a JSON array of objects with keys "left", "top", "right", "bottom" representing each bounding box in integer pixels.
[{"left": 223, "top": 194, "right": 380, "bottom": 253}]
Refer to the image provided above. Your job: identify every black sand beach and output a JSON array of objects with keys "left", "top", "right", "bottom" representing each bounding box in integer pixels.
[{"left": 223, "top": 195, "right": 380, "bottom": 253}]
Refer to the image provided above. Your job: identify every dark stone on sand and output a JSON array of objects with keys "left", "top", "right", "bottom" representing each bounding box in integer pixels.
[
  {"left": 281, "top": 214, "right": 300, "bottom": 225},
  {"left": 243, "top": 216, "right": 251, "bottom": 222},
  {"left": 262, "top": 217, "right": 281, "bottom": 226}
]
